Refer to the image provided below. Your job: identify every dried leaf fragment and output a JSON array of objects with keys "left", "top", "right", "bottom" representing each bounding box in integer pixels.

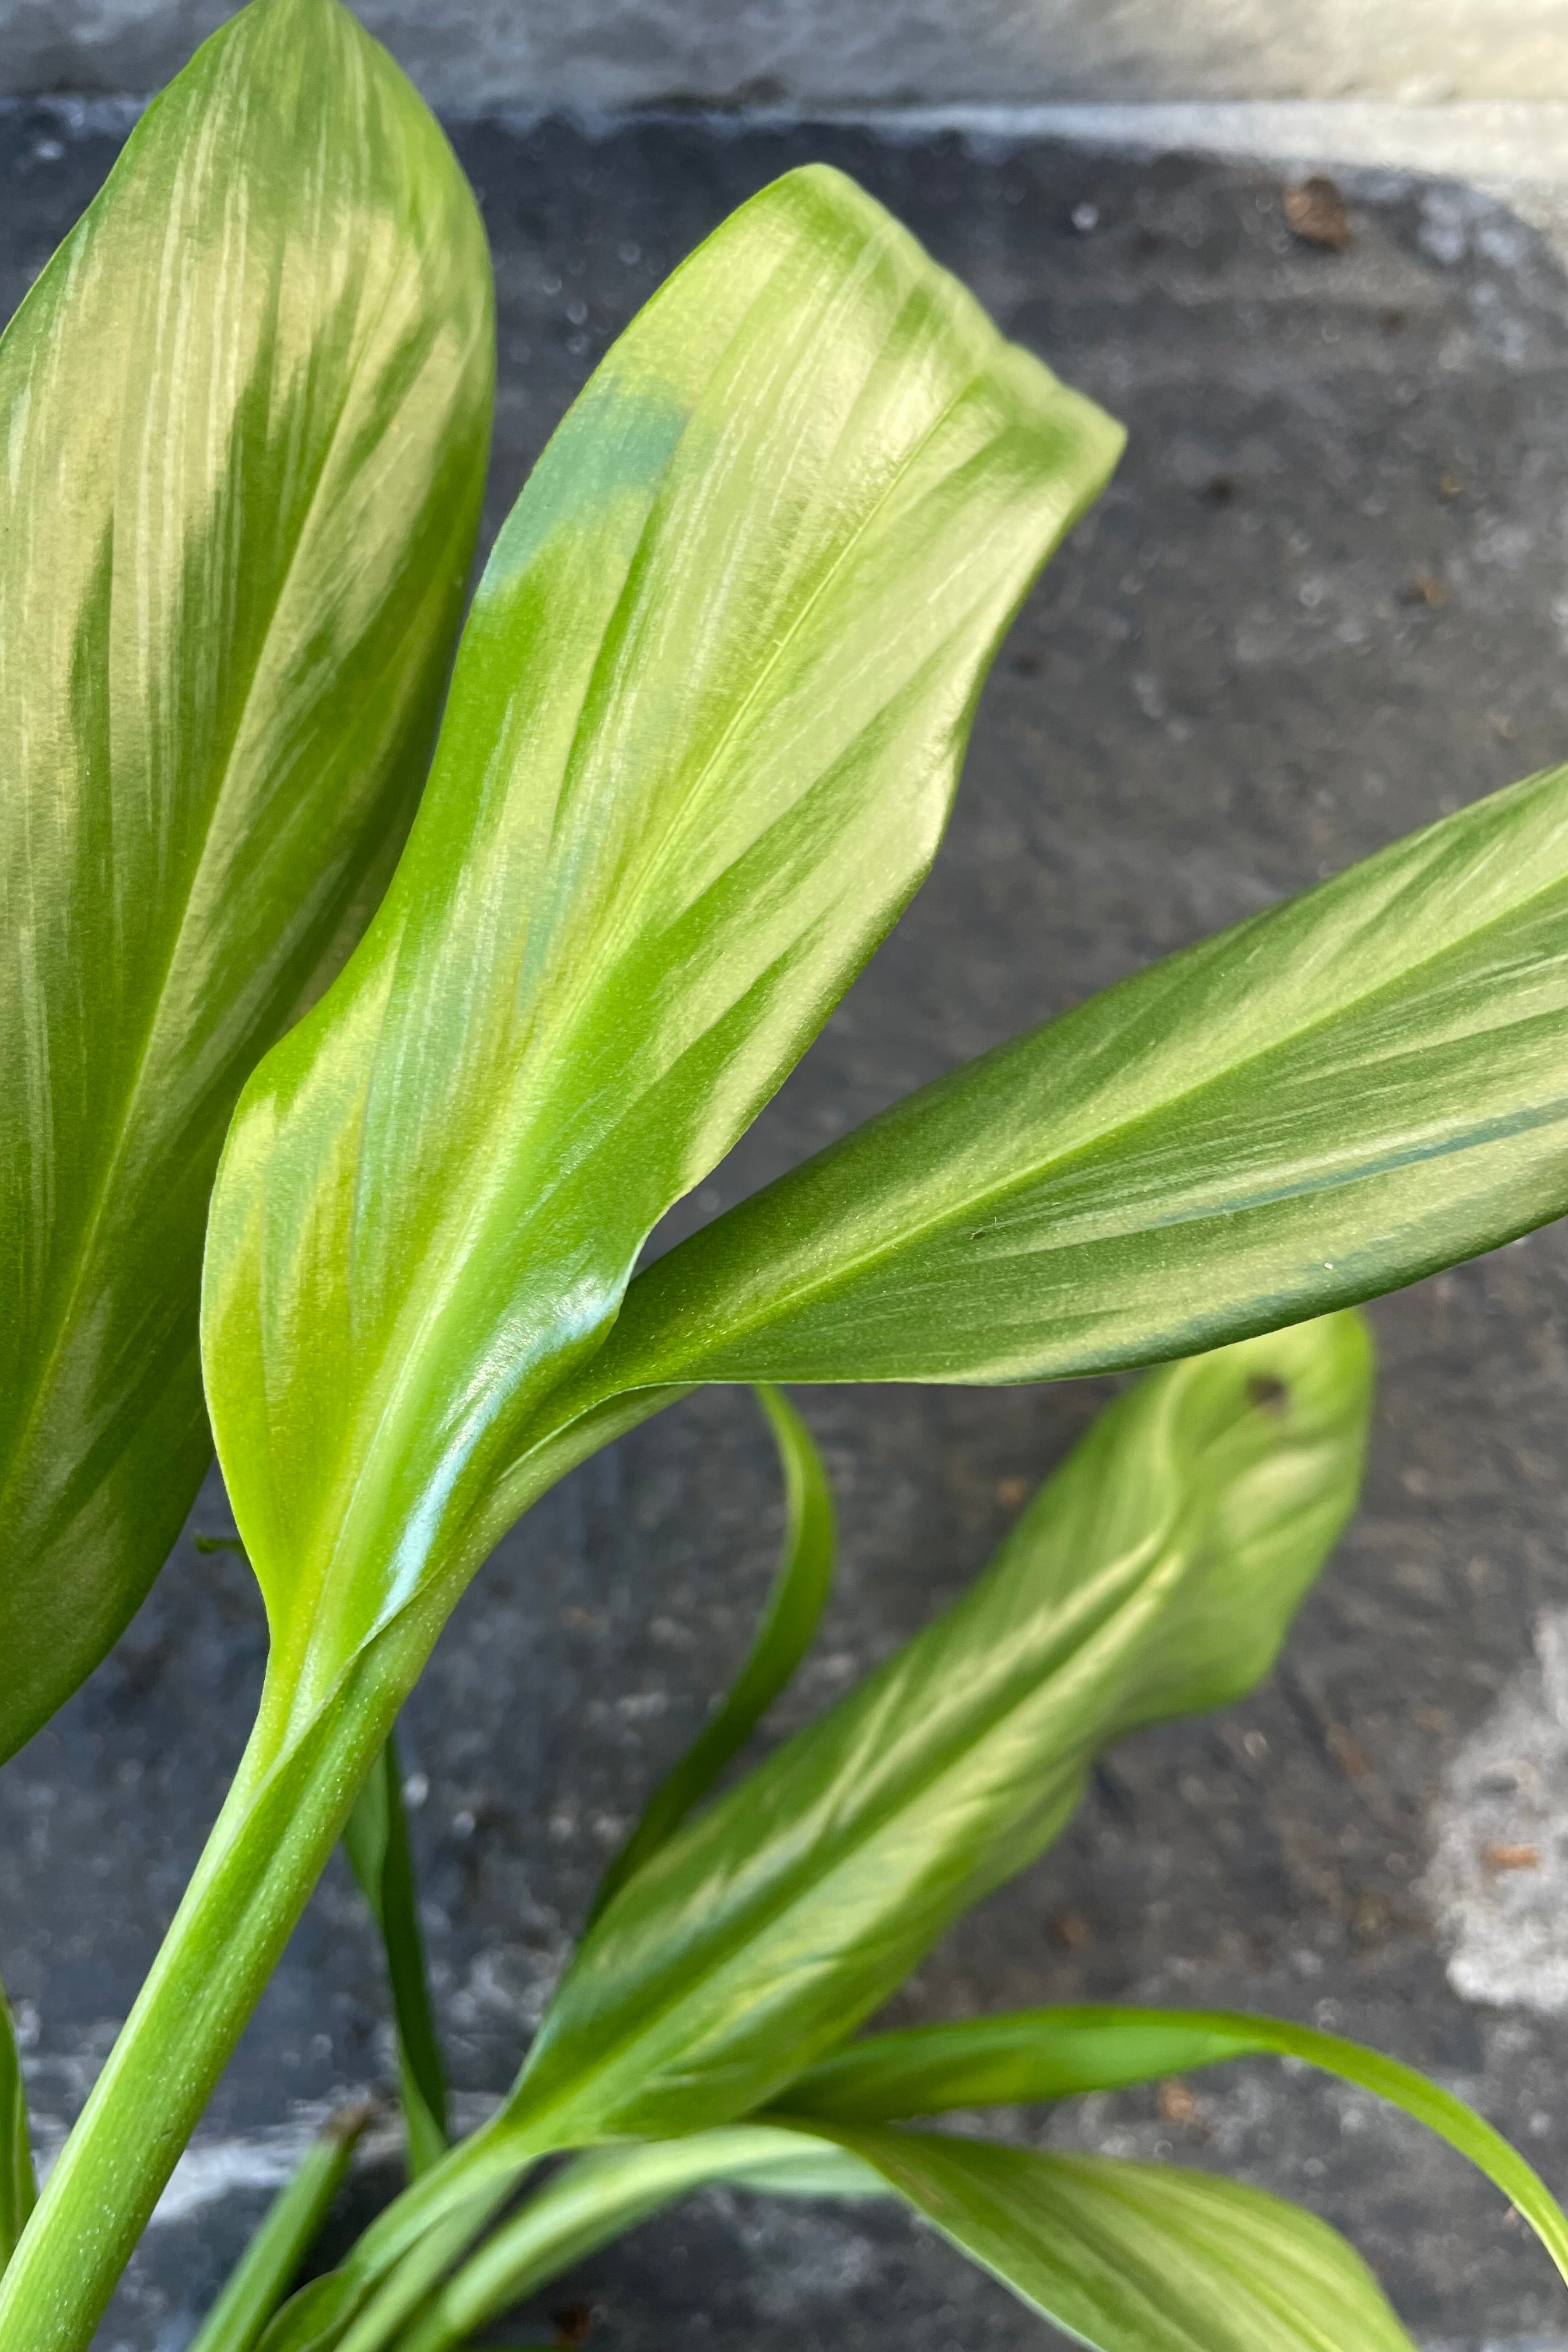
[{"left": 1284, "top": 176, "right": 1352, "bottom": 253}]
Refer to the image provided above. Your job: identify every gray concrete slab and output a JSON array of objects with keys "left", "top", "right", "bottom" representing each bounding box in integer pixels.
[
  {"left": 4, "top": 102, "right": 1568, "bottom": 2352},
  {"left": 4, "top": 0, "right": 1568, "bottom": 108}
]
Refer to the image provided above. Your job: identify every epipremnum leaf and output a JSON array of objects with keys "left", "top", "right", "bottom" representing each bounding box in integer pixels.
[
  {"left": 0, "top": 0, "right": 494, "bottom": 1760},
  {"left": 561, "top": 758, "right": 1568, "bottom": 1401},
  {"left": 200, "top": 160, "right": 1122, "bottom": 1747}
]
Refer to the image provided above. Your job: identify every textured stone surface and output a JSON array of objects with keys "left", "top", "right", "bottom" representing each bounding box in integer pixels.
[
  {"left": 2, "top": 0, "right": 1568, "bottom": 108},
  {"left": 4, "top": 102, "right": 1568, "bottom": 2351}
]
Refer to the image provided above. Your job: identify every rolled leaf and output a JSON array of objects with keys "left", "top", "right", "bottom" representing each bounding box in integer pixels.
[
  {"left": 342, "top": 1734, "right": 448, "bottom": 2176},
  {"left": 0, "top": 1976, "right": 34, "bottom": 2271},
  {"left": 774, "top": 2003, "right": 1568, "bottom": 2285},
  {"left": 561, "top": 760, "right": 1568, "bottom": 1402},
  {"left": 188, "top": 2105, "right": 371, "bottom": 2352},
  {"left": 587, "top": 1384, "right": 836, "bottom": 1924},
  {"left": 0, "top": 0, "right": 494, "bottom": 1762},
  {"left": 199, "top": 158, "right": 1122, "bottom": 1749},
  {"left": 824, "top": 2125, "right": 1416, "bottom": 2351}
]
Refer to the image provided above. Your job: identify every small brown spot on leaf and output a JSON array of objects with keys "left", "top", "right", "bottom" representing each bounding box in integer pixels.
[
  {"left": 1247, "top": 1373, "right": 1290, "bottom": 1415},
  {"left": 1284, "top": 176, "right": 1352, "bottom": 251}
]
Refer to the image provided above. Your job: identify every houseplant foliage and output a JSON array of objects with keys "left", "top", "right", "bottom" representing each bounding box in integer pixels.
[
  {"left": 2, "top": 1, "right": 1568, "bottom": 2346},
  {"left": 0, "top": 0, "right": 494, "bottom": 1765}
]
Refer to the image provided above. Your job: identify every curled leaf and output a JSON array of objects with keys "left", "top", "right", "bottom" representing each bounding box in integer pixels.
[{"left": 588, "top": 1384, "right": 835, "bottom": 1923}]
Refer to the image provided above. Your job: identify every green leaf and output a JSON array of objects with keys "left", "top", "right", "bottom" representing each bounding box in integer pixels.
[
  {"left": 501, "top": 1315, "right": 1370, "bottom": 2150},
  {"left": 774, "top": 2003, "right": 1568, "bottom": 2287},
  {"left": 390, "top": 2129, "right": 886, "bottom": 2352},
  {"left": 188, "top": 2105, "right": 372, "bottom": 2352},
  {"left": 559, "top": 760, "right": 1568, "bottom": 1405},
  {"left": 587, "top": 1384, "right": 836, "bottom": 1924},
  {"left": 6, "top": 164, "right": 1117, "bottom": 2352},
  {"left": 822, "top": 2124, "right": 1417, "bottom": 2351},
  {"left": 199, "top": 158, "right": 1121, "bottom": 1745},
  {"left": 285, "top": 1311, "right": 1371, "bottom": 2341},
  {"left": 342, "top": 1734, "right": 448, "bottom": 2176},
  {"left": 0, "top": 1976, "right": 34, "bottom": 2272},
  {"left": 0, "top": 0, "right": 494, "bottom": 1765}
]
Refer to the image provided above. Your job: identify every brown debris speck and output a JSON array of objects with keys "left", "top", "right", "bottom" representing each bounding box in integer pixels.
[
  {"left": 1326, "top": 1724, "right": 1370, "bottom": 1780},
  {"left": 996, "top": 1475, "right": 1030, "bottom": 1510},
  {"left": 1483, "top": 1841, "right": 1541, "bottom": 1871},
  {"left": 1052, "top": 1910, "right": 1093, "bottom": 1951},
  {"left": 1158, "top": 2077, "right": 1202, "bottom": 2126},
  {"left": 1284, "top": 176, "right": 1352, "bottom": 253}
]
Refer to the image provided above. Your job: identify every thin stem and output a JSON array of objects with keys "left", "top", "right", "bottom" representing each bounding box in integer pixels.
[
  {"left": 0, "top": 1971, "right": 35, "bottom": 2270},
  {"left": 188, "top": 2105, "right": 372, "bottom": 2352}
]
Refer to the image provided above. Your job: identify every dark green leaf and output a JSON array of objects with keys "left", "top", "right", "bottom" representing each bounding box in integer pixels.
[
  {"left": 774, "top": 2002, "right": 1568, "bottom": 2285},
  {"left": 589, "top": 1384, "right": 836, "bottom": 1923},
  {"left": 342, "top": 1734, "right": 448, "bottom": 2176},
  {"left": 0, "top": 1976, "right": 34, "bottom": 2271},
  {"left": 561, "top": 761, "right": 1568, "bottom": 1405},
  {"left": 188, "top": 2106, "right": 371, "bottom": 2352},
  {"left": 0, "top": 0, "right": 494, "bottom": 1763},
  {"left": 827, "top": 2124, "right": 1416, "bottom": 2351}
]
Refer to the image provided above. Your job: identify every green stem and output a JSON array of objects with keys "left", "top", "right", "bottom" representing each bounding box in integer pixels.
[
  {"left": 0, "top": 1972, "right": 35, "bottom": 2271},
  {"left": 0, "top": 1616, "right": 429, "bottom": 2352},
  {"left": 189, "top": 2105, "right": 372, "bottom": 2352},
  {"left": 0, "top": 1398, "right": 676, "bottom": 2352},
  {"left": 343, "top": 1732, "right": 448, "bottom": 2177}
]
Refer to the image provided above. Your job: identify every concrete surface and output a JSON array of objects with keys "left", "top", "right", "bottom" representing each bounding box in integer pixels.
[
  {"left": 2, "top": 0, "right": 1568, "bottom": 108},
  {"left": 5, "top": 100, "right": 1568, "bottom": 2352}
]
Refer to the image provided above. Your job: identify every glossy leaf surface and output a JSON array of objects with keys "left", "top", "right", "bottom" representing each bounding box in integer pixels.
[
  {"left": 589, "top": 1384, "right": 836, "bottom": 1923},
  {"left": 565, "top": 761, "right": 1568, "bottom": 1403},
  {"left": 493, "top": 1317, "right": 1370, "bottom": 2152},
  {"left": 342, "top": 1735, "right": 447, "bottom": 2175},
  {"left": 829, "top": 2126, "right": 1416, "bottom": 2351},
  {"left": 199, "top": 159, "right": 1122, "bottom": 1752},
  {"left": 0, "top": 0, "right": 494, "bottom": 1762},
  {"left": 188, "top": 2106, "right": 370, "bottom": 2352},
  {"left": 0, "top": 1976, "right": 33, "bottom": 2270},
  {"left": 775, "top": 2003, "right": 1568, "bottom": 2284}
]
